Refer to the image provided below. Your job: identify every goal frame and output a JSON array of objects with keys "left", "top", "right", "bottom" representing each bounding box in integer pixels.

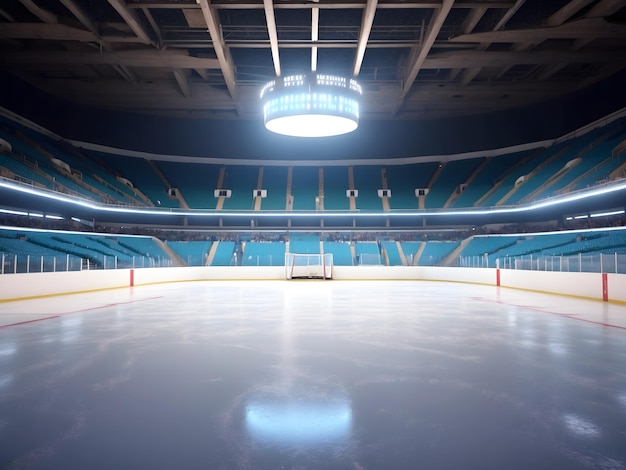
[{"left": 285, "top": 253, "right": 333, "bottom": 280}]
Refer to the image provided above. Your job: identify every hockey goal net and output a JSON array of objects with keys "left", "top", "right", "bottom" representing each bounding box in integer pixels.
[{"left": 285, "top": 253, "right": 333, "bottom": 280}]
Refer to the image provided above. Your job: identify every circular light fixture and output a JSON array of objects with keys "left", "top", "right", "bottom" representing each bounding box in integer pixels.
[{"left": 260, "top": 74, "right": 362, "bottom": 138}]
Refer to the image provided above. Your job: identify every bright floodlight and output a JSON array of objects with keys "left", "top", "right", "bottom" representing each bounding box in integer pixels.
[{"left": 260, "top": 74, "right": 362, "bottom": 138}]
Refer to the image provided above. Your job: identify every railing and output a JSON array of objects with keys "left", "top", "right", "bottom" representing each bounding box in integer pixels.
[
  {"left": 458, "top": 253, "right": 626, "bottom": 274},
  {"left": 0, "top": 253, "right": 172, "bottom": 274},
  {"left": 5, "top": 251, "right": 626, "bottom": 274}
]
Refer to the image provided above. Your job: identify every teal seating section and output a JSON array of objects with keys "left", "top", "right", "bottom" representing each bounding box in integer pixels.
[
  {"left": 289, "top": 234, "right": 321, "bottom": 254},
  {"left": 555, "top": 231, "right": 626, "bottom": 256},
  {"left": 0, "top": 230, "right": 66, "bottom": 256},
  {"left": 243, "top": 241, "right": 286, "bottom": 266},
  {"left": 2, "top": 114, "right": 626, "bottom": 214},
  {"left": 550, "top": 131, "right": 626, "bottom": 196},
  {"left": 381, "top": 240, "right": 403, "bottom": 265},
  {"left": 0, "top": 152, "right": 52, "bottom": 188},
  {"left": 0, "top": 228, "right": 170, "bottom": 267},
  {"left": 419, "top": 241, "right": 460, "bottom": 266},
  {"left": 507, "top": 135, "right": 598, "bottom": 204},
  {"left": 572, "top": 154, "right": 625, "bottom": 191},
  {"left": 210, "top": 241, "right": 236, "bottom": 266},
  {"left": 261, "top": 166, "right": 288, "bottom": 210},
  {"left": 167, "top": 240, "right": 213, "bottom": 266},
  {"left": 482, "top": 234, "right": 574, "bottom": 266},
  {"left": 400, "top": 241, "right": 423, "bottom": 265},
  {"left": 156, "top": 161, "right": 221, "bottom": 209},
  {"left": 0, "top": 128, "right": 111, "bottom": 203},
  {"left": 114, "top": 236, "right": 171, "bottom": 264},
  {"left": 103, "top": 154, "right": 179, "bottom": 208},
  {"left": 386, "top": 162, "right": 437, "bottom": 210},
  {"left": 322, "top": 241, "right": 353, "bottom": 266},
  {"left": 451, "top": 151, "right": 533, "bottom": 208},
  {"left": 291, "top": 167, "right": 319, "bottom": 210},
  {"left": 222, "top": 165, "right": 260, "bottom": 210},
  {"left": 322, "top": 167, "right": 350, "bottom": 211},
  {"left": 460, "top": 236, "right": 521, "bottom": 258},
  {"left": 464, "top": 230, "right": 626, "bottom": 267},
  {"left": 353, "top": 166, "right": 383, "bottom": 210},
  {"left": 355, "top": 241, "right": 381, "bottom": 264},
  {"left": 21, "top": 131, "right": 140, "bottom": 205},
  {"left": 479, "top": 146, "right": 563, "bottom": 207},
  {"left": 425, "top": 159, "right": 482, "bottom": 209}
]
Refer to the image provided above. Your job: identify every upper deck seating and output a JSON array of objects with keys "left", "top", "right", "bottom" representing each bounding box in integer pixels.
[
  {"left": 425, "top": 159, "right": 482, "bottom": 209},
  {"left": 291, "top": 167, "right": 319, "bottom": 211},
  {"left": 261, "top": 166, "right": 288, "bottom": 210},
  {"left": 386, "top": 162, "right": 438, "bottom": 210},
  {"left": 322, "top": 166, "right": 351, "bottom": 211},
  {"left": 353, "top": 166, "right": 383, "bottom": 210},
  {"left": 156, "top": 161, "right": 221, "bottom": 209}
]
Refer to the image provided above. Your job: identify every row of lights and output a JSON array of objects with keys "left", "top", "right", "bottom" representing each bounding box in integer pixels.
[
  {"left": 260, "top": 73, "right": 362, "bottom": 137},
  {"left": 263, "top": 94, "right": 359, "bottom": 120},
  {"left": 259, "top": 75, "right": 362, "bottom": 101}
]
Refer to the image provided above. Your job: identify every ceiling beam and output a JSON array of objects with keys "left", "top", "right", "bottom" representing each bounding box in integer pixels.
[
  {"left": 457, "top": 0, "right": 524, "bottom": 87},
  {"left": 31, "top": 76, "right": 579, "bottom": 114},
  {"left": 447, "top": 6, "right": 488, "bottom": 82},
  {"left": 311, "top": 0, "right": 319, "bottom": 71},
  {"left": 526, "top": 0, "right": 626, "bottom": 80},
  {"left": 546, "top": 0, "right": 595, "bottom": 27},
  {"left": 125, "top": 1, "right": 515, "bottom": 10},
  {"left": 173, "top": 68, "right": 192, "bottom": 98},
  {"left": 263, "top": 0, "right": 281, "bottom": 76},
  {"left": 107, "top": 0, "right": 152, "bottom": 45},
  {"left": 495, "top": 0, "right": 597, "bottom": 80},
  {"left": 58, "top": 0, "right": 98, "bottom": 34},
  {"left": 0, "top": 22, "right": 149, "bottom": 42},
  {"left": 59, "top": 1, "right": 144, "bottom": 84},
  {"left": 198, "top": 0, "right": 238, "bottom": 101},
  {"left": 422, "top": 50, "right": 625, "bottom": 68},
  {"left": 585, "top": 0, "right": 626, "bottom": 17},
  {"left": 397, "top": 0, "right": 455, "bottom": 105},
  {"left": 111, "top": 63, "right": 138, "bottom": 83},
  {"left": 18, "top": 0, "right": 58, "bottom": 24},
  {"left": 492, "top": 0, "right": 525, "bottom": 31},
  {"left": 572, "top": 0, "right": 626, "bottom": 49},
  {"left": 142, "top": 7, "right": 163, "bottom": 46},
  {"left": 460, "top": 6, "right": 487, "bottom": 34},
  {"left": 450, "top": 18, "right": 626, "bottom": 43},
  {"left": 0, "top": 23, "right": 96, "bottom": 41},
  {"left": 460, "top": 67, "right": 481, "bottom": 86},
  {"left": 0, "top": 8, "right": 15, "bottom": 22},
  {"left": 0, "top": 49, "right": 221, "bottom": 69},
  {"left": 33, "top": 78, "right": 237, "bottom": 110},
  {"left": 353, "top": 0, "right": 378, "bottom": 76}
]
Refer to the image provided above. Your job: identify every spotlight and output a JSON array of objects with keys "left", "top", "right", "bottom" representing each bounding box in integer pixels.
[{"left": 260, "top": 74, "right": 362, "bottom": 138}]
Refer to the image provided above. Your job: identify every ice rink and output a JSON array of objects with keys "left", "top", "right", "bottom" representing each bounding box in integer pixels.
[{"left": 1, "top": 280, "right": 626, "bottom": 469}]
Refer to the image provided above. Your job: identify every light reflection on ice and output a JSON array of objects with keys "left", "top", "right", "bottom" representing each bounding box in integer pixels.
[
  {"left": 562, "top": 413, "right": 601, "bottom": 438},
  {"left": 548, "top": 342, "right": 568, "bottom": 356},
  {"left": 0, "top": 374, "right": 13, "bottom": 387},
  {"left": 61, "top": 316, "right": 82, "bottom": 343},
  {"left": 245, "top": 399, "right": 352, "bottom": 445},
  {"left": 0, "top": 344, "right": 16, "bottom": 357}
]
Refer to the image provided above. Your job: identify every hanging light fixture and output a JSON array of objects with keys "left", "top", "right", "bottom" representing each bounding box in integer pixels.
[{"left": 260, "top": 73, "right": 362, "bottom": 138}]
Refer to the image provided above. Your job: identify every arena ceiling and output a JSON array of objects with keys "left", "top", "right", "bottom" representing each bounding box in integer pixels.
[{"left": 0, "top": 0, "right": 625, "bottom": 121}]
